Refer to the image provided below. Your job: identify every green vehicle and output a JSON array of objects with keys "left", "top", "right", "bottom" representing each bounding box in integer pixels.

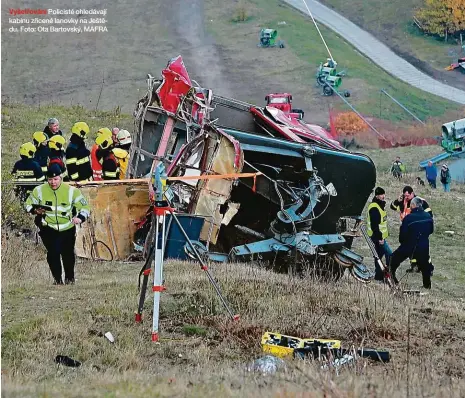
[
  {"left": 316, "top": 58, "right": 348, "bottom": 96},
  {"left": 419, "top": 118, "right": 465, "bottom": 184},
  {"left": 258, "top": 29, "right": 285, "bottom": 48}
]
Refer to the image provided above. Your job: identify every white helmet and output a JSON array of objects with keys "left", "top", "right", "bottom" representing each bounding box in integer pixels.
[{"left": 116, "top": 129, "right": 131, "bottom": 145}]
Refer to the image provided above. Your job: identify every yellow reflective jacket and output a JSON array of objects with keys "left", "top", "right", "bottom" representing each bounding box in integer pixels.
[
  {"left": 367, "top": 202, "right": 388, "bottom": 240},
  {"left": 25, "top": 182, "right": 90, "bottom": 231},
  {"left": 112, "top": 148, "right": 129, "bottom": 179}
]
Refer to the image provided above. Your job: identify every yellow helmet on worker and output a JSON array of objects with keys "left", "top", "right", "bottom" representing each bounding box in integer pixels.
[
  {"left": 71, "top": 122, "right": 90, "bottom": 139},
  {"left": 95, "top": 132, "right": 113, "bottom": 150},
  {"left": 20, "top": 142, "right": 36, "bottom": 158},
  {"left": 49, "top": 135, "right": 66, "bottom": 151},
  {"left": 97, "top": 127, "right": 112, "bottom": 136},
  {"left": 32, "top": 131, "right": 48, "bottom": 146}
]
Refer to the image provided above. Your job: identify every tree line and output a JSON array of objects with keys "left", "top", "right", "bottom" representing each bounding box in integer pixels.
[{"left": 415, "top": 0, "right": 465, "bottom": 39}]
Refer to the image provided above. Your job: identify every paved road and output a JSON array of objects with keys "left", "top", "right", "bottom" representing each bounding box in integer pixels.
[{"left": 285, "top": 0, "right": 465, "bottom": 105}]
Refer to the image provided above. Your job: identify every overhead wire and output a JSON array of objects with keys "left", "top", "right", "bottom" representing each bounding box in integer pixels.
[
  {"left": 299, "top": 1, "right": 389, "bottom": 142},
  {"left": 300, "top": 0, "right": 334, "bottom": 62}
]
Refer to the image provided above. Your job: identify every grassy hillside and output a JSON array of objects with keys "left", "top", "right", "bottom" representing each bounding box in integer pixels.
[
  {"left": 203, "top": 0, "right": 462, "bottom": 124},
  {"left": 2, "top": 252, "right": 465, "bottom": 396},
  {"left": 2, "top": 103, "right": 465, "bottom": 396},
  {"left": 319, "top": 0, "right": 465, "bottom": 89},
  {"left": 1, "top": 0, "right": 462, "bottom": 129}
]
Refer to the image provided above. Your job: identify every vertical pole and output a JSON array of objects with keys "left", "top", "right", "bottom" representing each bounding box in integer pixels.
[
  {"left": 151, "top": 213, "right": 165, "bottom": 342},
  {"left": 406, "top": 306, "right": 411, "bottom": 398},
  {"left": 379, "top": 90, "right": 382, "bottom": 118},
  {"left": 95, "top": 71, "right": 105, "bottom": 112}
]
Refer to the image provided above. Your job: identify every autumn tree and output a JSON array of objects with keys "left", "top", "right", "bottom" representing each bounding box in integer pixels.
[{"left": 415, "top": 0, "right": 465, "bottom": 39}]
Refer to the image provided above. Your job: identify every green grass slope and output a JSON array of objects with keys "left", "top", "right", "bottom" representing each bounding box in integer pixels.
[
  {"left": 319, "top": 0, "right": 465, "bottom": 88},
  {"left": 203, "top": 0, "right": 462, "bottom": 123}
]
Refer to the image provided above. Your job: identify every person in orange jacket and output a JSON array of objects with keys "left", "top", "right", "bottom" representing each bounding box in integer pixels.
[{"left": 91, "top": 128, "right": 112, "bottom": 181}]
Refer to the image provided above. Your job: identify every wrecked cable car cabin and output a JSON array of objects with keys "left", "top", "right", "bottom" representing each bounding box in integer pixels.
[{"left": 115, "top": 56, "right": 377, "bottom": 281}]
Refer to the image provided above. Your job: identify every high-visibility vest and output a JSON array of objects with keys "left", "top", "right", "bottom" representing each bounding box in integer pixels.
[
  {"left": 25, "top": 182, "right": 90, "bottom": 231},
  {"left": 366, "top": 202, "right": 388, "bottom": 239}
]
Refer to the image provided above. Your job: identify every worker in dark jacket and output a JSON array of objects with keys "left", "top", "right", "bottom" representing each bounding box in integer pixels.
[
  {"left": 390, "top": 197, "right": 434, "bottom": 289},
  {"left": 65, "top": 122, "right": 93, "bottom": 181},
  {"left": 43, "top": 117, "right": 63, "bottom": 139},
  {"left": 390, "top": 185, "right": 433, "bottom": 272},
  {"left": 366, "top": 187, "right": 392, "bottom": 281},
  {"left": 96, "top": 133, "right": 120, "bottom": 180},
  {"left": 11, "top": 142, "right": 45, "bottom": 202},
  {"left": 33, "top": 131, "right": 50, "bottom": 174},
  {"left": 440, "top": 164, "right": 452, "bottom": 192}
]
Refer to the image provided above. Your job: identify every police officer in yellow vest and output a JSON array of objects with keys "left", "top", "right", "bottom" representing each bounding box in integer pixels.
[
  {"left": 366, "top": 187, "right": 393, "bottom": 281},
  {"left": 25, "top": 164, "right": 91, "bottom": 285}
]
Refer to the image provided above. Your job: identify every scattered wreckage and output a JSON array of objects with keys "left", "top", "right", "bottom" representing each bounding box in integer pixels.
[{"left": 76, "top": 56, "right": 377, "bottom": 282}]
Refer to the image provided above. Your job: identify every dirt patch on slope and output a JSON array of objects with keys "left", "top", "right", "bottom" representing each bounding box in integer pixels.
[{"left": 1, "top": 0, "right": 332, "bottom": 124}]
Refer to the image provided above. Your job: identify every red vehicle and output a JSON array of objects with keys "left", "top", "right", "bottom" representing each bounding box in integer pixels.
[{"left": 265, "top": 93, "right": 305, "bottom": 120}]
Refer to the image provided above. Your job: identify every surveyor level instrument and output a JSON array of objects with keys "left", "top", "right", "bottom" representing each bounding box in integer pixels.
[{"left": 135, "top": 163, "right": 250, "bottom": 341}]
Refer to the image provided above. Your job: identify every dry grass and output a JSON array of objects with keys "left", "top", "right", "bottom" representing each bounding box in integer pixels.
[
  {"left": 2, "top": 136, "right": 465, "bottom": 396},
  {"left": 2, "top": 237, "right": 465, "bottom": 397},
  {"left": 2, "top": 103, "right": 465, "bottom": 396}
]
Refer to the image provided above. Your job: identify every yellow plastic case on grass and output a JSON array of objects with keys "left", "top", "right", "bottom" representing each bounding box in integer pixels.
[{"left": 261, "top": 332, "right": 341, "bottom": 358}]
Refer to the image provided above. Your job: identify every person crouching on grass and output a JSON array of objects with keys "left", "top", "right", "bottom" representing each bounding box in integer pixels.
[{"left": 25, "top": 164, "right": 90, "bottom": 285}]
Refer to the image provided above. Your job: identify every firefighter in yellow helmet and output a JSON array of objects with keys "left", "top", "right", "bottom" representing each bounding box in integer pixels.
[
  {"left": 32, "top": 131, "right": 50, "bottom": 173},
  {"left": 65, "top": 122, "right": 93, "bottom": 181},
  {"left": 48, "top": 135, "right": 67, "bottom": 179},
  {"left": 96, "top": 132, "right": 120, "bottom": 180},
  {"left": 11, "top": 142, "right": 45, "bottom": 202},
  {"left": 114, "top": 129, "right": 131, "bottom": 179},
  {"left": 91, "top": 128, "right": 112, "bottom": 180}
]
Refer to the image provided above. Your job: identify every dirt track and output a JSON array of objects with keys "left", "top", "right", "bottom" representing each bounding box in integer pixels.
[
  {"left": 1, "top": 0, "right": 334, "bottom": 124},
  {"left": 1, "top": 0, "right": 236, "bottom": 113},
  {"left": 2, "top": 0, "right": 254, "bottom": 112}
]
